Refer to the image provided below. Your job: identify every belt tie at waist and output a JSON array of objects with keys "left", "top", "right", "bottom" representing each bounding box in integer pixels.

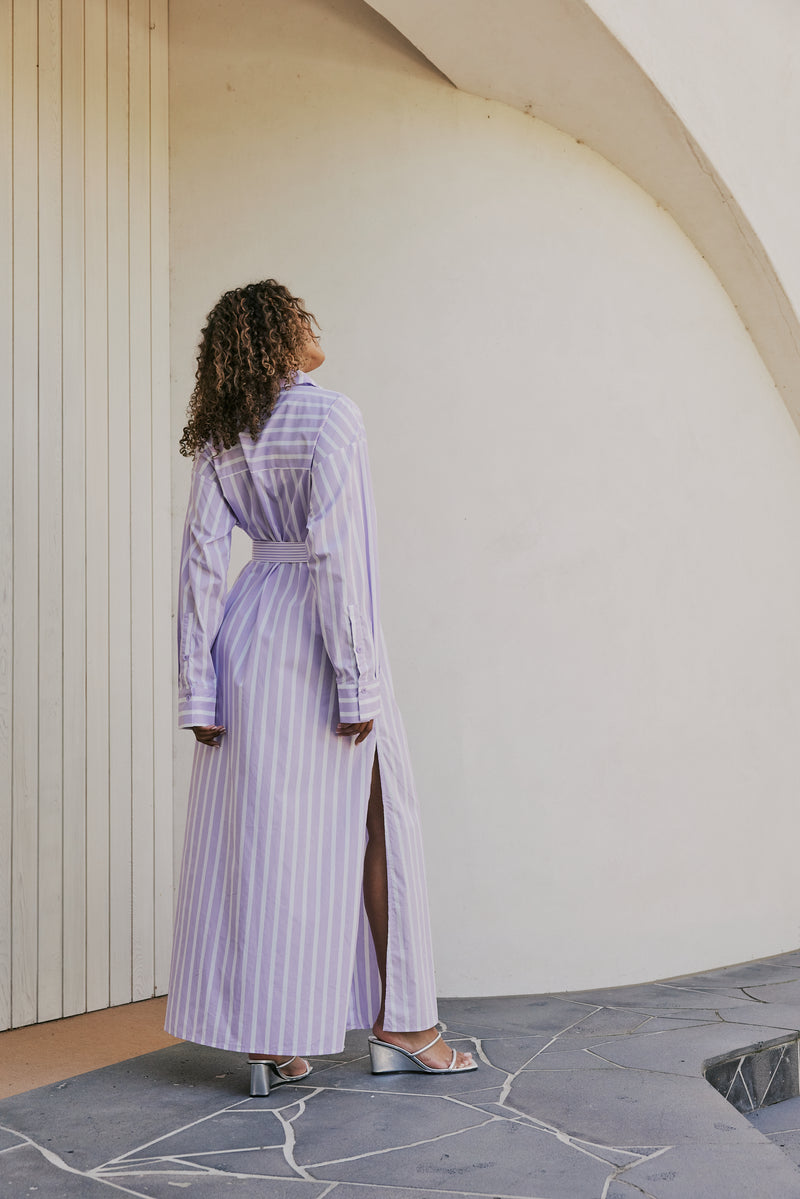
[{"left": 251, "top": 540, "right": 310, "bottom": 563}]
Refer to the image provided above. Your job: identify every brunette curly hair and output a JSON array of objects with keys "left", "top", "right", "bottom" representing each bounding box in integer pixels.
[{"left": 179, "top": 279, "right": 318, "bottom": 458}]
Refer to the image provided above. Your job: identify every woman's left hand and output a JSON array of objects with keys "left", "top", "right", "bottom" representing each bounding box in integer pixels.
[{"left": 336, "top": 720, "right": 374, "bottom": 745}]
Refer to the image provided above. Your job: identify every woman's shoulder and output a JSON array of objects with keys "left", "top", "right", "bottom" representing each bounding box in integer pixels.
[
  {"left": 314, "top": 391, "right": 366, "bottom": 458},
  {"left": 283, "top": 376, "right": 365, "bottom": 456},
  {"left": 287, "top": 372, "right": 361, "bottom": 413}
]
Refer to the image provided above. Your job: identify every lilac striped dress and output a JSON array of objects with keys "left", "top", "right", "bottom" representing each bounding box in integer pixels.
[{"left": 165, "top": 373, "right": 439, "bottom": 1055}]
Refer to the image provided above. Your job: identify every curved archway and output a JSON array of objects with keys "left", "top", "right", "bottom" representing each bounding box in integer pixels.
[{"left": 366, "top": 0, "right": 800, "bottom": 428}]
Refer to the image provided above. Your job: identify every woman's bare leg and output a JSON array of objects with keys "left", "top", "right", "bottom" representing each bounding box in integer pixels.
[
  {"left": 363, "top": 750, "right": 474, "bottom": 1071},
  {"left": 363, "top": 750, "right": 389, "bottom": 1026}
]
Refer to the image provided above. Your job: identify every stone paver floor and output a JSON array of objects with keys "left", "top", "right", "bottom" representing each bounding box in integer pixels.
[
  {"left": 748, "top": 1094, "right": 800, "bottom": 1174},
  {"left": 3, "top": 953, "right": 800, "bottom": 1197}
]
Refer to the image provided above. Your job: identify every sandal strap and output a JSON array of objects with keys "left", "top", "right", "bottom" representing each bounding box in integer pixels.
[
  {"left": 248, "top": 1055, "right": 298, "bottom": 1070},
  {"left": 272, "top": 1055, "right": 299, "bottom": 1079},
  {"left": 415, "top": 1031, "right": 443, "bottom": 1056}
]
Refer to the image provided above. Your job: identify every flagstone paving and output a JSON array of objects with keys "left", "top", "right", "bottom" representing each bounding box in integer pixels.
[{"left": 3, "top": 952, "right": 800, "bottom": 1197}]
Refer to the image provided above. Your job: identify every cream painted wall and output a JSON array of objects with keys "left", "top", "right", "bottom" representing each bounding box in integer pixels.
[{"left": 170, "top": 0, "right": 800, "bottom": 996}]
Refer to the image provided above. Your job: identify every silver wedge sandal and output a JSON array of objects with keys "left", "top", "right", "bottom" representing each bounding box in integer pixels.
[
  {"left": 246, "top": 1055, "right": 313, "bottom": 1096},
  {"left": 368, "top": 1031, "right": 478, "bottom": 1075}
]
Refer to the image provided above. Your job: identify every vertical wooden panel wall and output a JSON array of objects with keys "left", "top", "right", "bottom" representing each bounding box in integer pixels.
[{"left": 0, "top": 0, "right": 172, "bottom": 1031}]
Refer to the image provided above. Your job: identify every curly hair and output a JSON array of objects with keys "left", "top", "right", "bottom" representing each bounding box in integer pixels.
[{"left": 179, "top": 279, "right": 318, "bottom": 458}]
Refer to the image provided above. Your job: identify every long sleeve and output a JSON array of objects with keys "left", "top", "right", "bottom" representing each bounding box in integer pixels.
[
  {"left": 177, "top": 448, "right": 237, "bottom": 728},
  {"left": 306, "top": 396, "right": 381, "bottom": 723}
]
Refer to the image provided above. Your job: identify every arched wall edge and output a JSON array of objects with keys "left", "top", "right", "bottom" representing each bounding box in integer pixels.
[{"left": 365, "top": 0, "right": 800, "bottom": 433}]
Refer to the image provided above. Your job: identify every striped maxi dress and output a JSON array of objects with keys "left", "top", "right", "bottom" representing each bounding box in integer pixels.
[{"left": 164, "top": 372, "right": 439, "bottom": 1055}]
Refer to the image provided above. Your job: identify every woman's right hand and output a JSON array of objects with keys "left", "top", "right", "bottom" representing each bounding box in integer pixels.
[
  {"left": 336, "top": 720, "right": 374, "bottom": 745},
  {"left": 191, "top": 724, "right": 226, "bottom": 748}
]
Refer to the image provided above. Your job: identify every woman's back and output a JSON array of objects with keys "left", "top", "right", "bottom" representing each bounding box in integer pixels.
[{"left": 202, "top": 373, "right": 365, "bottom": 545}]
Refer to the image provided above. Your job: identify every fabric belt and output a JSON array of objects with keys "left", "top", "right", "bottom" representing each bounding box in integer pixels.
[{"left": 251, "top": 539, "right": 310, "bottom": 563}]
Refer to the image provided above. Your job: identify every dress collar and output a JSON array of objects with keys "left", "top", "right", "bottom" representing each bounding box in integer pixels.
[{"left": 294, "top": 370, "right": 319, "bottom": 388}]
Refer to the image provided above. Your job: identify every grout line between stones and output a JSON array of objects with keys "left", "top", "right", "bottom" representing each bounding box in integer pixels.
[
  {"left": 274, "top": 1101, "right": 316, "bottom": 1181},
  {"left": 304, "top": 1114, "right": 500, "bottom": 1171}
]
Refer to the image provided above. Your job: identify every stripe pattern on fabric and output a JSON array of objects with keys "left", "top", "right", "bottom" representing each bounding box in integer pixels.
[{"left": 166, "top": 376, "right": 438, "bottom": 1054}]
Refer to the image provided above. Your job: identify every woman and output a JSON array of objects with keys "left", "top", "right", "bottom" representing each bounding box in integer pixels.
[{"left": 165, "top": 280, "right": 475, "bottom": 1093}]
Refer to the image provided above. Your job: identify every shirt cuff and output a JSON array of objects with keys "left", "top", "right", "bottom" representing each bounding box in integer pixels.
[
  {"left": 178, "top": 694, "right": 218, "bottom": 728},
  {"left": 337, "top": 678, "right": 381, "bottom": 723}
]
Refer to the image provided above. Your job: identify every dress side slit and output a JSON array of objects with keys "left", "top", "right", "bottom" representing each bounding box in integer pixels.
[{"left": 363, "top": 746, "right": 389, "bottom": 1023}]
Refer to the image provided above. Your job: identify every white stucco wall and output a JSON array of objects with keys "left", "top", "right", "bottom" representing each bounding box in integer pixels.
[{"left": 170, "top": 0, "right": 800, "bottom": 997}]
